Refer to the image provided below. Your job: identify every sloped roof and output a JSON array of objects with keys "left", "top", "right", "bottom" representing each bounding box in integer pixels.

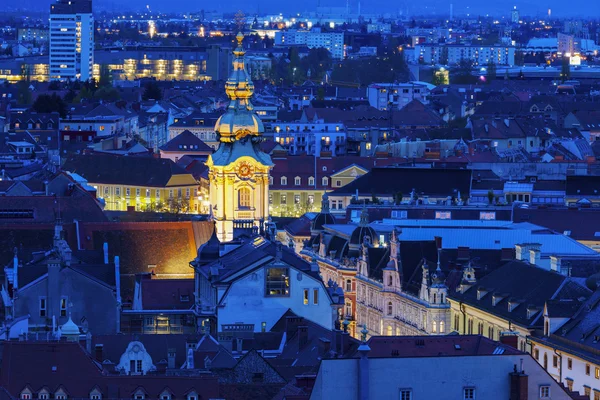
[
  {"left": 141, "top": 278, "right": 194, "bottom": 310},
  {"left": 63, "top": 153, "right": 193, "bottom": 187},
  {"left": 329, "top": 167, "right": 472, "bottom": 197},
  {"left": 159, "top": 130, "right": 213, "bottom": 153},
  {"left": 363, "top": 335, "right": 522, "bottom": 358},
  {"left": 449, "top": 261, "right": 591, "bottom": 328}
]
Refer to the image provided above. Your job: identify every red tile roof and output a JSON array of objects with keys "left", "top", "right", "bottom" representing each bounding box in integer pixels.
[
  {"left": 0, "top": 341, "right": 220, "bottom": 399},
  {"left": 363, "top": 335, "right": 523, "bottom": 358}
]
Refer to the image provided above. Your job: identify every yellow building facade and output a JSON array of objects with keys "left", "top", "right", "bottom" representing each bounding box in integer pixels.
[
  {"left": 206, "top": 33, "right": 273, "bottom": 241},
  {"left": 93, "top": 174, "right": 200, "bottom": 213}
]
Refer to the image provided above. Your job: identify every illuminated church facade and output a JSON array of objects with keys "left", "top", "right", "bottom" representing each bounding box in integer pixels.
[{"left": 206, "top": 33, "right": 273, "bottom": 242}]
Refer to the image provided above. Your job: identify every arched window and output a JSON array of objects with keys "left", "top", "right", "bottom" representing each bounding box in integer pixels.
[
  {"left": 281, "top": 176, "right": 287, "bottom": 185},
  {"left": 545, "top": 320, "right": 549, "bottom": 336},
  {"left": 441, "top": 293, "right": 444, "bottom": 303},
  {"left": 346, "top": 279, "right": 352, "bottom": 292},
  {"left": 238, "top": 188, "right": 251, "bottom": 209},
  {"left": 478, "top": 322, "right": 484, "bottom": 335},
  {"left": 488, "top": 326, "right": 493, "bottom": 339},
  {"left": 543, "top": 353, "right": 548, "bottom": 370},
  {"left": 468, "top": 319, "right": 473, "bottom": 334},
  {"left": 396, "top": 327, "right": 400, "bottom": 336},
  {"left": 387, "top": 301, "right": 393, "bottom": 316},
  {"left": 308, "top": 176, "right": 315, "bottom": 186},
  {"left": 432, "top": 321, "right": 438, "bottom": 333},
  {"left": 387, "top": 326, "right": 393, "bottom": 336},
  {"left": 322, "top": 177, "right": 329, "bottom": 186},
  {"left": 388, "top": 275, "right": 393, "bottom": 287},
  {"left": 433, "top": 293, "right": 437, "bottom": 303},
  {"left": 440, "top": 320, "right": 445, "bottom": 333},
  {"left": 345, "top": 300, "right": 352, "bottom": 317}
]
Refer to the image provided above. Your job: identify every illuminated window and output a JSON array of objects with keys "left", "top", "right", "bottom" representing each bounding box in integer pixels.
[
  {"left": 281, "top": 194, "right": 287, "bottom": 205},
  {"left": 239, "top": 188, "right": 251, "bottom": 209},
  {"left": 479, "top": 211, "right": 496, "bottom": 220},
  {"left": 265, "top": 267, "right": 289, "bottom": 296},
  {"left": 435, "top": 211, "right": 451, "bottom": 220},
  {"left": 303, "top": 289, "right": 309, "bottom": 305},
  {"left": 99, "top": 125, "right": 105, "bottom": 131}
]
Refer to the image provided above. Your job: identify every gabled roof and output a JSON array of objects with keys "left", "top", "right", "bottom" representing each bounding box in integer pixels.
[
  {"left": 159, "top": 130, "right": 213, "bottom": 153},
  {"left": 63, "top": 153, "right": 194, "bottom": 187},
  {"left": 362, "top": 335, "right": 523, "bottom": 358},
  {"left": 329, "top": 167, "right": 472, "bottom": 197},
  {"left": 449, "top": 261, "right": 591, "bottom": 328}
]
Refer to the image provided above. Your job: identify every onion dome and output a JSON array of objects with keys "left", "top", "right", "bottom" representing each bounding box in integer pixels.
[
  {"left": 214, "top": 32, "right": 264, "bottom": 143},
  {"left": 61, "top": 316, "right": 80, "bottom": 336},
  {"left": 197, "top": 222, "right": 220, "bottom": 263},
  {"left": 349, "top": 207, "right": 379, "bottom": 247},
  {"left": 311, "top": 193, "right": 336, "bottom": 233}
]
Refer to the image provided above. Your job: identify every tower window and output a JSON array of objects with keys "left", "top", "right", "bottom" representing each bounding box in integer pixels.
[{"left": 238, "top": 188, "right": 251, "bottom": 209}]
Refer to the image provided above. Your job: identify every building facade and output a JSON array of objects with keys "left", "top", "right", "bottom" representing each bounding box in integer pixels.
[
  {"left": 49, "top": 0, "right": 94, "bottom": 81},
  {"left": 206, "top": 33, "right": 273, "bottom": 242}
]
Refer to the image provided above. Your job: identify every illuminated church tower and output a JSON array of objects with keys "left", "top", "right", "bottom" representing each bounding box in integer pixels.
[{"left": 206, "top": 33, "right": 273, "bottom": 242}]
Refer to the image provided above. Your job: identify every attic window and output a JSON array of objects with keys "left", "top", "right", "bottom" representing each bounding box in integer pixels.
[
  {"left": 180, "top": 295, "right": 190, "bottom": 302},
  {"left": 564, "top": 231, "right": 571, "bottom": 236}
]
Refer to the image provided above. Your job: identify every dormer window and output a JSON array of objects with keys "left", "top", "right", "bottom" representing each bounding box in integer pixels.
[
  {"left": 281, "top": 176, "right": 287, "bottom": 186},
  {"left": 322, "top": 177, "right": 329, "bottom": 186},
  {"left": 308, "top": 176, "right": 314, "bottom": 186},
  {"left": 186, "top": 392, "right": 198, "bottom": 400},
  {"left": 20, "top": 393, "right": 31, "bottom": 400},
  {"left": 294, "top": 176, "right": 301, "bottom": 186}
]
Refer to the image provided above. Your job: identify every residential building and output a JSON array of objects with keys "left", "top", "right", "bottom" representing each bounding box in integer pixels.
[
  {"left": 159, "top": 129, "right": 213, "bottom": 163},
  {"left": 326, "top": 167, "right": 472, "bottom": 217},
  {"left": 530, "top": 290, "right": 600, "bottom": 398},
  {"left": 3, "top": 223, "right": 119, "bottom": 335},
  {"left": 191, "top": 231, "right": 345, "bottom": 334},
  {"left": 168, "top": 112, "right": 220, "bottom": 149},
  {"left": 448, "top": 259, "right": 592, "bottom": 353},
  {"left": 367, "top": 82, "right": 431, "bottom": 110},
  {"left": 49, "top": 0, "right": 94, "bottom": 81},
  {"left": 63, "top": 153, "right": 201, "bottom": 212},
  {"left": 311, "top": 335, "right": 572, "bottom": 400},
  {"left": 275, "top": 29, "right": 344, "bottom": 60},
  {"left": 414, "top": 43, "right": 516, "bottom": 66},
  {"left": 206, "top": 33, "right": 273, "bottom": 242}
]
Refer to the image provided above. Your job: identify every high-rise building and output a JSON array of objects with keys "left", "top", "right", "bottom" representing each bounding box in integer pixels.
[
  {"left": 511, "top": 5, "right": 520, "bottom": 24},
  {"left": 49, "top": 0, "right": 94, "bottom": 81},
  {"left": 207, "top": 33, "right": 273, "bottom": 242}
]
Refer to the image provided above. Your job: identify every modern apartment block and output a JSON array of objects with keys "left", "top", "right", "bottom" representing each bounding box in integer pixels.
[
  {"left": 275, "top": 29, "right": 344, "bottom": 59},
  {"left": 49, "top": 0, "right": 94, "bottom": 81}
]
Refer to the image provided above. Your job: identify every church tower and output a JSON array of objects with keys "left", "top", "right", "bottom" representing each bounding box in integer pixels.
[{"left": 206, "top": 33, "right": 273, "bottom": 242}]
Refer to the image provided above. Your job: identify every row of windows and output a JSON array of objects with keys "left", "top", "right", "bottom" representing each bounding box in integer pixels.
[
  {"left": 269, "top": 194, "right": 314, "bottom": 205},
  {"left": 399, "top": 387, "right": 478, "bottom": 399},
  {"left": 22, "top": 391, "right": 199, "bottom": 400},
  {"left": 96, "top": 186, "right": 193, "bottom": 199},
  {"left": 431, "top": 211, "right": 497, "bottom": 220},
  {"left": 302, "top": 289, "right": 319, "bottom": 305},
  {"left": 277, "top": 176, "right": 342, "bottom": 187},
  {"left": 39, "top": 296, "right": 67, "bottom": 317}
]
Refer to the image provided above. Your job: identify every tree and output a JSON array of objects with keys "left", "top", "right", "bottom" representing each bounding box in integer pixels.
[
  {"left": 486, "top": 61, "right": 496, "bottom": 84},
  {"left": 97, "top": 64, "right": 112, "bottom": 89},
  {"left": 394, "top": 192, "right": 403, "bottom": 204},
  {"left": 32, "top": 93, "right": 68, "bottom": 118},
  {"left": 94, "top": 87, "right": 120, "bottom": 102},
  {"left": 142, "top": 81, "right": 163, "bottom": 101},
  {"left": 561, "top": 56, "right": 571, "bottom": 82}
]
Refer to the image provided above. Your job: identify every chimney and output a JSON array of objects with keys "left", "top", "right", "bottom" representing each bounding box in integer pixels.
[
  {"left": 114, "top": 256, "right": 121, "bottom": 304},
  {"left": 167, "top": 349, "right": 176, "bottom": 369},
  {"left": 509, "top": 362, "right": 529, "bottom": 400},
  {"left": 457, "top": 246, "right": 470, "bottom": 260},
  {"left": 103, "top": 242, "right": 109, "bottom": 264},
  {"left": 311, "top": 257, "right": 319, "bottom": 272},
  {"left": 550, "top": 256, "right": 561, "bottom": 272},
  {"left": 298, "top": 326, "right": 309, "bottom": 349},
  {"left": 318, "top": 337, "right": 331, "bottom": 357},
  {"left": 187, "top": 348, "right": 194, "bottom": 369},
  {"left": 357, "top": 342, "right": 371, "bottom": 400},
  {"left": 529, "top": 249, "right": 540, "bottom": 265},
  {"left": 500, "top": 333, "right": 519, "bottom": 349},
  {"left": 501, "top": 248, "right": 515, "bottom": 261},
  {"left": 285, "top": 316, "right": 305, "bottom": 341},
  {"left": 94, "top": 344, "right": 104, "bottom": 362},
  {"left": 13, "top": 251, "right": 18, "bottom": 290}
]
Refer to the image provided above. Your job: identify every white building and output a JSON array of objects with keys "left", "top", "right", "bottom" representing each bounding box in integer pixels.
[
  {"left": 367, "top": 82, "right": 432, "bottom": 110},
  {"left": 414, "top": 44, "right": 516, "bottom": 66},
  {"left": 275, "top": 29, "right": 344, "bottom": 60},
  {"left": 311, "top": 336, "right": 572, "bottom": 400},
  {"left": 49, "top": 0, "right": 94, "bottom": 81},
  {"left": 192, "top": 232, "right": 344, "bottom": 334}
]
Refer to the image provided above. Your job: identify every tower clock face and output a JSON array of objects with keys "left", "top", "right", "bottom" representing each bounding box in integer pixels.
[{"left": 236, "top": 162, "right": 254, "bottom": 179}]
